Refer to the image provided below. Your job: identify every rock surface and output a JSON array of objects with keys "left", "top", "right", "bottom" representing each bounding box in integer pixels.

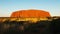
[{"left": 10, "top": 9, "right": 51, "bottom": 17}]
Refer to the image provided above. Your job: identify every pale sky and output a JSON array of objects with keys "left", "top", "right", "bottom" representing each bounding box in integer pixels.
[{"left": 0, "top": 0, "right": 60, "bottom": 17}]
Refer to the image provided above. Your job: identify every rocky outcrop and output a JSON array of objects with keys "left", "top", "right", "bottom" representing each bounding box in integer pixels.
[{"left": 10, "top": 9, "right": 51, "bottom": 17}]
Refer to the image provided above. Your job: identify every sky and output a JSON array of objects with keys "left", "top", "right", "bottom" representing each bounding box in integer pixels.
[{"left": 0, "top": 0, "right": 60, "bottom": 17}]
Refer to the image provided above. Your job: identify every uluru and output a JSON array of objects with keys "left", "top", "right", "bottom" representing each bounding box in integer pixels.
[{"left": 10, "top": 9, "right": 51, "bottom": 17}]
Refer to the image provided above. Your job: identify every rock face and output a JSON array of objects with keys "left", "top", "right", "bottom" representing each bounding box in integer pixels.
[{"left": 10, "top": 9, "right": 51, "bottom": 17}]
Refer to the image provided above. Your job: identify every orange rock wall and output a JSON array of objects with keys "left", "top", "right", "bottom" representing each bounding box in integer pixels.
[{"left": 10, "top": 10, "right": 51, "bottom": 17}]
